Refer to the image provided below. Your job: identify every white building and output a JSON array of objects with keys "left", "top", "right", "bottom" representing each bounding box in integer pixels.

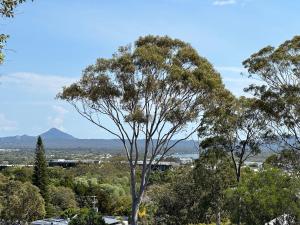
[{"left": 265, "top": 214, "right": 294, "bottom": 225}]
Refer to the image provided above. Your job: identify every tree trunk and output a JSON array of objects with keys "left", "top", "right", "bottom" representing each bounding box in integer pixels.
[
  {"left": 130, "top": 166, "right": 146, "bottom": 225},
  {"left": 216, "top": 209, "right": 221, "bottom": 225},
  {"left": 130, "top": 166, "right": 138, "bottom": 225},
  {"left": 236, "top": 165, "right": 241, "bottom": 225},
  {"left": 131, "top": 199, "right": 140, "bottom": 225}
]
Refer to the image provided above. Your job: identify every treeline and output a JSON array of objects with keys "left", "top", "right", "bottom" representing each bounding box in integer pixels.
[{"left": 1, "top": 148, "right": 298, "bottom": 225}]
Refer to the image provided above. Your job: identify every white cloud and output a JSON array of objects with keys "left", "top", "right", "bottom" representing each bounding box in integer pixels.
[
  {"left": 48, "top": 105, "right": 68, "bottom": 131},
  {"left": 1, "top": 72, "right": 78, "bottom": 93},
  {"left": 53, "top": 105, "right": 68, "bottom": 115},
  {"left": 0, "top": 114, "right": 17, "bottom": 131},
  {"left": 213, "top": 0, "right": 236, "bottom": 6},
  {"left": 212, "top": 0, "right": 252, "bottom": 6},
  {"left": 214, "top": 65, "right": 264, "bottom": 96}
]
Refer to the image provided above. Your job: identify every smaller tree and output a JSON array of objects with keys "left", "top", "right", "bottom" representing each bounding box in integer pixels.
[
  {"left": 69, "top": 209, "right": 105, "bottom": 225},
  {"left": 48, "top": 185, "right": 78, "bottom": 217},
  {"left": 199, "top": 96, "right": 268, "bottom": 183},
  {"left": 193, "top": 148, "right": 235, "bottom": 225},
  {"left": 32, "top": 136, "right": 49, "bottom": 205},
  {"left": 226, "top": 168, "right": 300, "bottom": 225},
  {"left": 0, "top": 180, "right": 45, "bottom": 223},
  {"left": 96, "top": 183, "right": 131, "bottom": 215},
  {"left": 154, "top": 168, "right": 205, "bottom": 225},
  {"left": 199, "top": 96, "right": 268, "bottom": 225}
]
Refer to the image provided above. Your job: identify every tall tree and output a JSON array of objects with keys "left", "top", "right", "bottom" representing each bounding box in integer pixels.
[
  {"left": 58, "top": 35, "right": 225, "bottom": 225},
  {"left": 243, "top": 36, "right": 300, "bottom": 152},
  {"left": 32, "top": 136, "right": 49, "bottom": 205}
]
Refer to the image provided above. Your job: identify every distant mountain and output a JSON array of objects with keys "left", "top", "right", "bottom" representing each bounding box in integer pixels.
[
  {"left": 40, "top": 128, "right": 75, "bottom": 140},
  {"left": 0, "top": 128, "right": 199, "bottom": 154}
]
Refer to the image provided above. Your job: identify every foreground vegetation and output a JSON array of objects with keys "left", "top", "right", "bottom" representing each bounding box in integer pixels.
[{"left": 0, "top": 147, "right": 299, "bottom": 224}]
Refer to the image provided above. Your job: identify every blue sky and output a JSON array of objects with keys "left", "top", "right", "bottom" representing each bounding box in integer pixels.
[{"left": 0, "top": 0, "right": 299, "bottom": 138}]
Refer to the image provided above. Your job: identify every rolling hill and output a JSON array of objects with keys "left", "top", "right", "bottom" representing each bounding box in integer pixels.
[{"left": 0, "top": 128, "right": 199, "bottom": 153}]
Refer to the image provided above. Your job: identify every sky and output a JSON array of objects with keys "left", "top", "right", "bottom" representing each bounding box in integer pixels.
[{"left": 0, "top": 0, "right": 299, "bottom": 138}]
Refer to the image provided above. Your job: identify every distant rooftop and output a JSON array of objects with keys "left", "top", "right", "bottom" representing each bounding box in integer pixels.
[
  {"left": 103, "top": 216, "right": 128, "bottom": 225},
  {"left": 31, "top": 216, "right": 128, "bottom": 225},
  {"left": 31, "top": 218, "right": 69, "bottom": 225}
]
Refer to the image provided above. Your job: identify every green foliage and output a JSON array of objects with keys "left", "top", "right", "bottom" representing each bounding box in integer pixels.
[
  {"left": 69, "top": 209, "right": 105, "bottom": 225},
  {"left": 199, "top": 96, "right": 268, "bottom": 183},
  {"left": 58, "top": 35, "right": 224, "bottom": 135},
  {"left": 48, "top": 166, "right": 75, "bottom": 188},
  {"left": 32, "top": 136, "right": 49, "bottom": 204},
  {"left": 152, "top": 152, "right": 235, "bottom": 225},
  {"left": 243, "top": 35, "right": 300, "bottom": 152},
  {"left": 71, "top": 175, "right": 131, "bottom": 215},
  {"left": 193, "top": 149, "right": 236, "bottom": 223},
  {"left": 0, "top": 0, "right": 31, "bottom": 18},
  {"left": 96, "top": 183, "right": 131, "bottom": 215},
  {"left": 154, "top": 167, "right": 212, "bottom": 225},
  {"left": 264, "top": 149, "right": 300, "bottom": 173},
  {"left": 2, "top": 166, "right": 33, "bottom": 182},
  {"left": 0, "top": 177, "right": 45, "bottom": 223},
  {"left": 226, "top": 168, "right": 300, "bottom": 225},
  {"left": 148, "top": 169, "right": 177, "bottom": 185},
  {"left": 48, "top": 185, "right": 78, "bottom": 217},
  {"left": 58, "top": 35, "right": 225, "bottom": 225},
  {"left": 0, "top": 34, "right": 8, "bottom": 64},
  {"left": 45, "top": 160, "right": 132, "bottom": 216}
]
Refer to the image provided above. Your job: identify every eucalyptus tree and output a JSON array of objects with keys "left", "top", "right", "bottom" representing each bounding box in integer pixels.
[
  {"left": 199, "top": 96, "right": 267, "bottom": 183},
  {"left": 243, "top": 36, "right": 300, "bottom": 152},
  {"left": 199, "top": 96, "right": 268, "bottom": 225},
  {"left": 58, "top": 35, "right": 224, "bottom": 225}
]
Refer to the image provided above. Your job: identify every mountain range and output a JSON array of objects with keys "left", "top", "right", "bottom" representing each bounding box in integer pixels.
[{"left": 0, "top": 128, "right": 199, "bottom": 153}]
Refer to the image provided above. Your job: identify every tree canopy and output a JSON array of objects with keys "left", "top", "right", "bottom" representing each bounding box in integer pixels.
[
  {"left": 0, "top": 178, "right": 45, "bottom": 223},
  {"left": 226, "top": 168, "right": 300, "bottom": 225},
  {"left": 58, "top": 35, "right": 225, "bottom": 225},
  {"left": 199, "top": 96, "right": 268, "bottom": 183},
  {"left": 243, "top": 36, "right": 300, "bottom": 151}
]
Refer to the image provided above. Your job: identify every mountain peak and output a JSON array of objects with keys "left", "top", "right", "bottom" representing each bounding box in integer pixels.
[{"left": 40, "top": 128, "right": 76, "bottom": 140}]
